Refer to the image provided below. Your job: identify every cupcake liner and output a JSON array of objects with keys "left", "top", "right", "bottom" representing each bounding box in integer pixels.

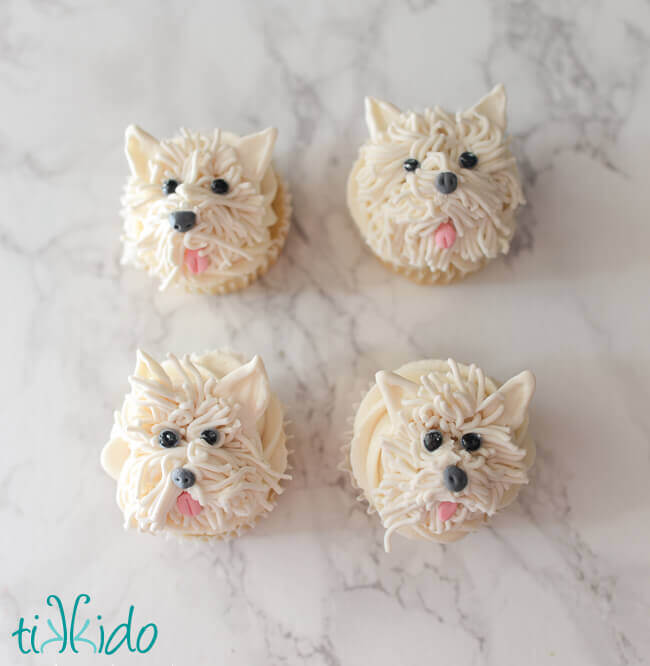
[{"left": 338, "top": 381, "right": 381, "bottom": 517}]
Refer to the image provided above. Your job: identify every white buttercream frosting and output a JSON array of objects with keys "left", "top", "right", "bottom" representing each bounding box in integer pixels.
[
  {"left": 101, "top": 350, "right": 289, "bottom": 539},
  {"left": 349, "top": 359, "right": 535, "bottom": 551},
  {"left": 121, "top": 126, "right": 290, "bottom": 294},
  {"left": 347, "top": 85, "right": 525, "bottom": 284}
]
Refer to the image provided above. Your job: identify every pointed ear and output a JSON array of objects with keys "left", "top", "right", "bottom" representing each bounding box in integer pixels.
[
  {"left": 365, "top": 97, "right": 402, "bottom": 140},
  {"left": 469, "top": 84, "right": 507, "bottom": 131},
  {"left": 101, "top": 435, "right": 129, "bottom": 480},
  {"left": 131, "top": 349, "right": 171, "bottom": 385},
  {"left": 495, "top": 370, "right": 535, "bottom": 429},
  {"left": 125, "top": 125, "right": 159, "bottom": 179},
  {"left": 217, "top": 356, "right": 271, "bottom": 424},
  {"left": 236, "top": 127, "right": 277, "bottom": 182},
  {"left": 376, "top": 370, "right": 419, "bottom": 427}
]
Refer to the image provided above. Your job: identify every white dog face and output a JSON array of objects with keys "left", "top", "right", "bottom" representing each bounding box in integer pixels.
[
  {"left": 121, "top": 126, "right": 278, "bottom": 292},
  {"left": 351, "top": 85, "right": 524, "bottom": 281},
  {"left": 101, "top": 352, "right": 286, "bottom": 538},
  {"left": 372, "top": 361, "right": 535, "bottom": 550}
]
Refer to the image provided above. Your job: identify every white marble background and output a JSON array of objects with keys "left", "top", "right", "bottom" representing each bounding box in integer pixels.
[{"left": 1, "top": 0, "right": 649, "bottom": 664}]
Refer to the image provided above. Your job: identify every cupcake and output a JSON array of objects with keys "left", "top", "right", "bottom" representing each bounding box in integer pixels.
[
  {"left": 121, "top": 125, "right": 291, "bottom": 294},
  {"left": 101, "top": 350, "right": 289, "bottom": 539},
  {"left": 347, "top": 85, "right": 525, "bottom": 284},
  {"left": 348, "top": 358, "right": 535, "bottom": 551}
]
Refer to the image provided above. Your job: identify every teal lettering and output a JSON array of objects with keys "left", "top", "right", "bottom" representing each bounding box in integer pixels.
[
  {"left": 136, "top": 622, "right": 158, "bottom": 653},
  {"left": 105, "top": 605, "right": 135, "bottom": 655},
  {"left": 41, "top": 619, "right": 65, "bottom": 653},
  {"left": 13, "top": 594, "right": 156, "bottom": 656},
  {"left": 70, "top": 594, "right": 97, "bottom": 653},
  {"left": 30, "top": 616, "right": 40, "bottom": 654},
  {"left": 97, "top": 615, "right": 105, "bottom": 653},
  {"left": 10, "top": 617, "right": 31, "bottom": 654},
  {"left": 40, "top": 595, "right": 67, "bottom": 654}
]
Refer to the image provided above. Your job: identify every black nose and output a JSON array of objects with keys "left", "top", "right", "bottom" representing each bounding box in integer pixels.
[
  {"left": 169, "top": 210, "right": 197, "bottom": 232},
  {"left": 435, "top": 171, "right": 458, "bottom": 194},
  {"left": 171, "top": 467, "right": 195, "bottom": 489},
  {"left": 443, "top": 465, "right": 468, "bottom": 492}
]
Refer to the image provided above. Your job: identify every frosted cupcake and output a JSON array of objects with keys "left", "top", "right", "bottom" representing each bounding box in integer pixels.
[
  {"left": 347, "top": 85, "right": 525, "bottom": 284},
  {"left": 348, "top": 358, "right": 535, "bottom": 551},
  {"left": 101, "top": 350, "right": 289, "bottom": 539},
  {"left": 121, "top": 125, "right": 291, "bottom": 294}
]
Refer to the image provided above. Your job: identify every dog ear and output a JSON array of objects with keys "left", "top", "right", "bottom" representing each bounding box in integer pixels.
[
  {"left": 125, "top": 125, "right": 159, "bottom": 179},
  {"left": 236, "top": 127, "right": 277, "bottom": 183},
  {"left": 365, "top": 97, "right": 402, "bottom": 140},
  {"left": 468, "top": 84, "right": 507, "bottom": 131},
  {"left": 493, "top": 370, "right": 535, "bottom": 430},
  {"left": 217, "top": 355, "right": 271, "bottom": 425},
  {"left": 376, "top": 370, "right": 419, "bottom": 427},
  {"left": 101, "top": 434, "right": 130, "bottom": 480},
  {"left": 131, "top": 349, "right": 172, "bottom": 385}
]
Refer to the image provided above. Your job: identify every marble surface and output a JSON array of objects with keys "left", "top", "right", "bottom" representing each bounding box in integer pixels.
[{"left": 1, "top": 0, "right": 650, "bottom": 664}]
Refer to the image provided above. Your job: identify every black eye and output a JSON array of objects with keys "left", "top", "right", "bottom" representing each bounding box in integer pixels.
[
  {"left": 159, "top": 429, "right": 179, "bottom": 448},
  {"left": 458, "top": 152, "right": 478, "bottom": 169},
  {"left": 162, "top": 179, "right": 179, "bottom": 195},
  {"left": 461, "top": 432, "right": 482, "bottom": 452},
  {"left": 403, "top": 158, "right": 420, "bottom": 172},
  {"left": 211, "top": 178, "right": 229, "bottom": 194},
  {"left": 423, "top": 430, "right": 443, "bottom": 452},
  {"left": 201, "top": 429, "right": 221, "bottom": 446}
]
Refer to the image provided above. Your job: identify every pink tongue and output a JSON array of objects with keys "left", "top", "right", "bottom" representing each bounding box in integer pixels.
[
  {"left": 184, "top": 248, "right": 210, "bottom": 274},
  {"left": 437, "top": 501, "right": 458, "bottom": 522},
  {"left": 434, "top": 220, "right": 457, "bottom": 249},
  {"left": 176, "top": 491, "right": 203, "bottom": 516}
]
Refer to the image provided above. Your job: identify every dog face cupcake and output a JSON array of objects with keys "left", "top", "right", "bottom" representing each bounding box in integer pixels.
[
  {"left": 121, "top": 126, "right": 291, "bottom": 294},
  {"left": 347, "top": 85, "right": 525, "bottom": 284},
  {"left": 349, "top": 359, "right": 535, "bottom": 551},
  {"left": 101, "top": 350, "right": 289, "bottom": 539}
]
